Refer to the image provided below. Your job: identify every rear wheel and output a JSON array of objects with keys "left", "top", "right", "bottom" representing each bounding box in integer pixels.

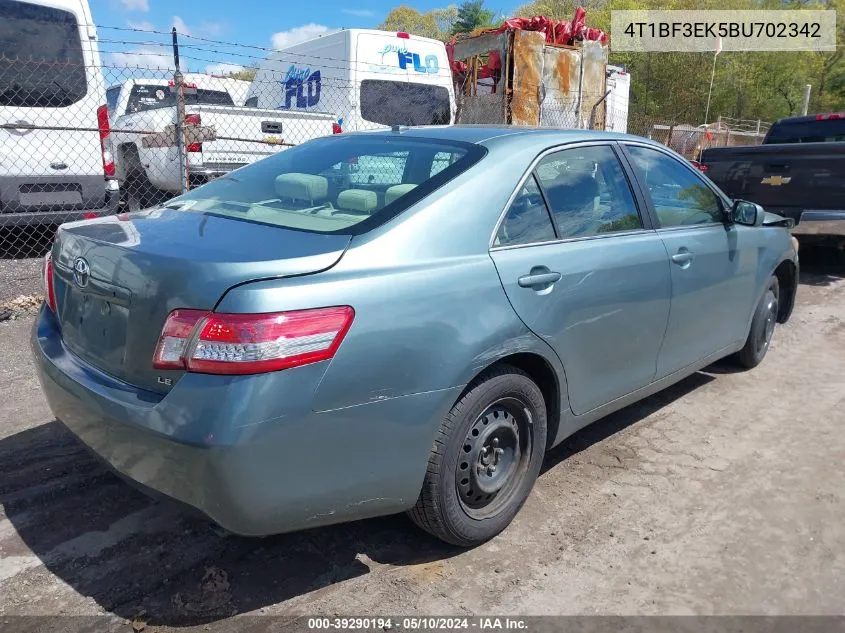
[
  {"left": 120, "top": 146, "right": 168, "bottom": 211},
  {"left": 124, "top": 172, "right": 167, "bottom": 212},
  {"left": 408, "top": 366, "right": 547, "bottom": 547},
  {"left": 736, "top": 274, "right": 779, "bottom": 369}
]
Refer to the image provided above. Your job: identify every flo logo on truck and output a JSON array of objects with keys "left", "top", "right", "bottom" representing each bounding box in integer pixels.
[
  {"left": 280, "top": 65, "right": 321, "bottom": 109},
  {"left": 378, "top": 44, "right": 440, "bottom": 74}
]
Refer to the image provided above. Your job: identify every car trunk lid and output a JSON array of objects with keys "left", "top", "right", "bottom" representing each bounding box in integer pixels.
[{"left": 51, "top": 207, "right": 350, "bottom": 393}]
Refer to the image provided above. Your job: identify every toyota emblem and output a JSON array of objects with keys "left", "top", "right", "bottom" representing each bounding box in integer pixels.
[{"left": 73, "top": 257, "right": 90, "bottom": 288}]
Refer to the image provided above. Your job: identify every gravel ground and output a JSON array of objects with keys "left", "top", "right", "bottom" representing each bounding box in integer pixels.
[
  {"left": 0, "top": 227, "right": 54, "bottom": 304},
  {"left": 0, "top": 244, "right": 844, "bottom": 630},
  {"left": 0, "top": 258, "right": 42, "bottom": 305}
]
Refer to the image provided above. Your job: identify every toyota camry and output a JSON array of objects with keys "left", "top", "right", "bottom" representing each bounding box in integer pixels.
[{"left": 32, "top": 126, "right": 798, "bottom": 546}]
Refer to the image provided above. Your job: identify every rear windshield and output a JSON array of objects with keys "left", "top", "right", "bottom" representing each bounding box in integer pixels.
[
  {"left": 360, "top": 80, "right": 451, "bottom": 127},
  {"left": 0, "top": 0, "right": 87, "bottom": 108},
  {"left": 765, "top": 118, "right": 845, "bottom": 144},
  {"left": 165, "top": 135, "right": 485, "bottom": 234},
  {"left": 125, "top": 85, "right": 234, "bottom": 114}
]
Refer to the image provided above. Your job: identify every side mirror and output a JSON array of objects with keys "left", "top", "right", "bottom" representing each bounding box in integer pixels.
[{"left": 731, "top": 200, "right": 765, "bottom": 227}]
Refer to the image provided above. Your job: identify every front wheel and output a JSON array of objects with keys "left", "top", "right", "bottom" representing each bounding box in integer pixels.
[
  {"left": 408, "top": 366, "right": 547, "bottom": 547},
  {"left": 736, "top": 274, "right": 780, "bottom": 369}
]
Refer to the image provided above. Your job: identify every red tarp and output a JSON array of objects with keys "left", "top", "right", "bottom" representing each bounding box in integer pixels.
[{"left": 446, "top": 7, "right": 608, "bottom": 80}]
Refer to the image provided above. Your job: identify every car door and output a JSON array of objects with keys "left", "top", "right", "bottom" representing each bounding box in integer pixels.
[
  {"left": 489, "top": 143, "right": 672, "bottom": 415},
  {"left": 622, "top": 143, "right": 759, "bottom": 378}
]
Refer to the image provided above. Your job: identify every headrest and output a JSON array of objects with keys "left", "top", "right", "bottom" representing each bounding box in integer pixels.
[
  {"left": 337, "top": 189, "right": 378, "bottom": 214},
  {"left": 274, "top": 173, "right": 328, "bottom": 201},
  {"left": 384, "top": 183, "right": 417, "bottom": 206},
  {"left": 548, "top": 171, "right": 598, "bottom": 210}
]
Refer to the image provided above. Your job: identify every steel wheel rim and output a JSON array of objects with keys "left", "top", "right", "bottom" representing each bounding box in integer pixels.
[
  {"left": 455, "top": 397, "right": 534, "bottom": 519},
  {"left": 756, "top": 292, "right": 778, "bottom": 354}
]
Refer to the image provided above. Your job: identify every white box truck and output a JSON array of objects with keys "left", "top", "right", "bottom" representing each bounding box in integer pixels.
[
  {"left": 605, "top": 65, "right": 630, "bottom": 134},
  {"left": 246, "top": 29, "right": 456, "bottom": 132}
]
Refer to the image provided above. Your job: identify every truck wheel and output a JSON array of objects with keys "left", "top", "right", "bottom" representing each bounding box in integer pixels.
[
  {"left": 125, "top": 173, "right": 166, "bottom": 212},
  {"left": 408, "top": 365, "right": 547, "bottom": 547},
  {"left": 119, "top": 145, "right": 167, "bottom": 211},
  {"left": 736, "top": 275, "right": 779, "bottom": 369}
]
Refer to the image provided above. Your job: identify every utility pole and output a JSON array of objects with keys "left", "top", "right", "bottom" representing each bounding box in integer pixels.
[
  {"left": 172, "top": 27, "right": 188, "bottom": 194},
  {"left": 802, "top": 84, "right": 812, "bottom": 116}
]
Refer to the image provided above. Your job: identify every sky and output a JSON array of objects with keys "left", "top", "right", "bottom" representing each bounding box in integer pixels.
[{"left": 90, "top": 0, "right": 510, "bottom": 75}]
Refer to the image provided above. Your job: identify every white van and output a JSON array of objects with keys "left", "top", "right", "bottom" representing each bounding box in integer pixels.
[
  {"left": 246, "top": 29, "right": 456, "bottom": 132},
  {"left": 0, "top": 0, "right": 118, "bottom": 229}
]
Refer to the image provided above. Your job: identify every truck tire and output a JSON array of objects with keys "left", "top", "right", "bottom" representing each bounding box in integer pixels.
[
  {"left": 736, "top": 274, "right": 779, "bottom": 369},
  {"left": 124, "top": 173, "right": 165, "bottom": 212},
  {"left": 408, "top": 365, "right": 547, "bottom": 547},
  {"left": 120, "top": 146, "right": 167, "bottom": 211}
]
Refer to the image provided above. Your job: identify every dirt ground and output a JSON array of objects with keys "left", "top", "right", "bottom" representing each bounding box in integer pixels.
[{"left": 1, "top": 244, "right": 844, "bottom": 629}]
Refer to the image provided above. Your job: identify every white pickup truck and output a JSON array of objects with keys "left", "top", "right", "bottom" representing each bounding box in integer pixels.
[{"left": 106, "top": 77, "right": 336, "bottom": 207}]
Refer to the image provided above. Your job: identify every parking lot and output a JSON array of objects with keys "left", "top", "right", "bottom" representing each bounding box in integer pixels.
[{"left": 0, "top": 243, "right": 844, "bottom": 627}]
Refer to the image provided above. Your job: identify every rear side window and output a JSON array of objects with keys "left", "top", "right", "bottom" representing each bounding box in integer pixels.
[
  {"left": 360, "top": 80, "right": 451, "bottom": 126},
  {"left": 534, "top": 145, "right": 643, "bottom": 238},
  {"left": 125, "top": 85, "right": 235, "bottom": 113},
  {"left": 494, "top": 175, "right": 556, "bottom": 247},
  {"left": 765, "top": 118, "right": 845, "bottom": 143},
  {"left": 168, "top": 136, "right": 485, "bottom": 235},
  {"left": 0, "top": 0, "right": 87, "bottom": 107},
  {"left": 626, "top": 145, "right": 723, "bottom": 227}
]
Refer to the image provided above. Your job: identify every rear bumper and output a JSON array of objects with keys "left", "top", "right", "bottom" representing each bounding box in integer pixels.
[
  {"left": 0, "top": 184, "right": 119, "bottom": 229},
  {"left": 30, "top": 306, "right": 454, "bottom": 536},
  {"left": 791, "top": 210, "right": 845, "bottom": 237}
]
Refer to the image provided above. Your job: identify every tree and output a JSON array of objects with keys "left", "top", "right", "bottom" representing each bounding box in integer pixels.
[
  {"left": 379, "top": 5, "right": 460, "bottom": 41},
  {"left": 432, "top": 6, "right": 460, "bottom": 35},
  {"left": 227, "top": 68, "right": 257, "bottom": 82},
  {"left": 380, "top": 6, "right": 441, "bottom": 39},
  {"left": 451, "top": 0, "right": 496, "bottom": 35}
]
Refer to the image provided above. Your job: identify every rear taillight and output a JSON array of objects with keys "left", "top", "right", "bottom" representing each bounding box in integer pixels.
[
  {"left": 96, "top": 104, "right": 115, "bottom": 178},
  {"left": 152, "top": 306, "right": 355, "bottom": 375},
  {"left": 185, "top": 113, "right": 202, "bottom": 152},
  {"left": 152, "top": 309, "right": 208, "bottom": 369},
  {"left": 816, "top": 113, "right": 845, "bottom": 120},
  {"left": 42, "top": 252, "right": 57, "bottom": 313}
]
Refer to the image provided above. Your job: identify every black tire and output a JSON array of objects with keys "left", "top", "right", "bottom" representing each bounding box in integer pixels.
[
  {"left": 124, "top": 173, "right": 166, "bottom": 211},
  {"left": 120, "top": 146, "right": 167, "bottom": 211},
  {"left": 408, "top": 365, "right": 547, "bottom": 547},
  {"left": 736, "top": 274, "right": 780, "bottom": 369}
]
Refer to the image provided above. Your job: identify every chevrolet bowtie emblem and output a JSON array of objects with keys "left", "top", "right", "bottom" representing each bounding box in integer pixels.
[{"left": 761, "top": 175, "right": 792, "bottom": 186}]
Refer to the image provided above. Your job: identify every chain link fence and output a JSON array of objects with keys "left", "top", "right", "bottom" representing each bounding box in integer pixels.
[{"left": 0, "top": 17, "right": 771, "bottom": 262}]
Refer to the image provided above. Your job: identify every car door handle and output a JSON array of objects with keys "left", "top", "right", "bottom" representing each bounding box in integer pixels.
[
  {"left": 518, "top": 271, "right": 561, "bottom": 288},
  {"left": 671, "top": 251, "right": 694, "bottom": 265}
]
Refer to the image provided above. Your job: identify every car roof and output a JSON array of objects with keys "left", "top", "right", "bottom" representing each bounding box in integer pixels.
[{"left": 341, "top": 125, "right": 656, "bottom": 147}]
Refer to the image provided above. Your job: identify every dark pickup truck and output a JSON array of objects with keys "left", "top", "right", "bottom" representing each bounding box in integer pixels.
[{"left": 701, "top": 114, "right": 845, "bottom": 238}]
